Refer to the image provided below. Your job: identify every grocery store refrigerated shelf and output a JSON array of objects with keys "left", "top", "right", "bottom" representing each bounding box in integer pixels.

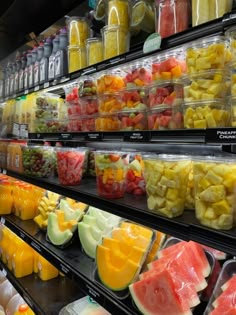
[
  {"left": 4, "top": 170, "right": 236, "bottom": 256},
  {"left": 0, "top": 261, "right": 84, "bottom": 315}
]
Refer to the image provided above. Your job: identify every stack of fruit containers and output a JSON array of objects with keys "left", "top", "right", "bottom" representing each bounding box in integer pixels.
[
  {"left": 64, "top": 82, "right": 81, "bottom": 131},
  {"left": 147, "top": 49, "right": 186, "bottom": 130},
  {"left": 184, "top": 35, "right": 231, "bottom": 129}
]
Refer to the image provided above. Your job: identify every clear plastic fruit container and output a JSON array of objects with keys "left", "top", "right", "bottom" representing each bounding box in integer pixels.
[
  {"left": 143, "top": 154, "right": 191, "bottom": 218},
  {"left": 67, "top": 118, "right": 82, "bottom": 132},
  {"left": 126, "top": 152, "right": 146, "bottom": 195},
  {"left": 152, "top": 50, "right": 187, "bottom": 81},
  {"left": 98, "top": 92, "right": 124, "bottom": 113},
  {"left": 57, "top": 147, "right": 88, "bottom": 185},
  {"left": 95, "top": 113, "right": 121, "bottom": 131},
  {"left": 22, "top": 146, "right": 56, "bottom": 178},
  {"left": 80, "top": 115, "right": 96, "bottom": 132},
  {"left": 230, "top": 96, "right": 236, "bottom": 127},
  {"left": 183, "top": 99, "right": 230, "bottom": 129},
  {"left": 35, "top": 119, "right": 68, "bottom": 133},
  {"left": 68, "top": 45, "right": 87, "bottom": 73},
  {"left": 147, "top": 104, "right": 183, "bottom": 130},
  {"left": 35, "top": 109, "right": 59, "bottom": 120},
  {"left": 86, "top": 37, "right": 104, "bottom": 66},
  {"left": 64, "top": 82, "right": 80, "bottom": 110},
  {"left": 97, "top": 70, "right": 125, "bottom": 94},
  {"left": 131, "top": 0, "right": 155, "bottom": 33},
  {"left": 225, "top": 25, "right": 236, "bottom": 61},
  {"left": 124, "top": 62, "right": 152, "bottom": 87},
  {"left": 121, "top": 87, "right": 148, "bottom": 110},
  {"left": 102, "top": 25, "right": 130, "bottom": 60},
  {"left": 193, "top": 157, "right": 236, "bottom": 230},
  {"left": 118, "top": 109, "right": 147, "bottom": 130},
  {"left": 107, "top": 0, "right": 130, "bottom": 31},
  {"left": 203, "top": 259, "right": 236, "bottom": 315},
  {"left": 66, "top": 16, "right": 90, "bottom": 46},
  {"left": 94, "top": 151, "right": 129, "bottom": 198},
  {"left": 36, "top": 93, "right": 60, "bottom": 110},
  {"left": 193, "top": 0, "right": 233, "bottom": 27},
  {"left": 87, "top": 149, "right": 96, "bottom": 177},
  {"left": 78, "top": 75, "right": 97, "bottom": 97},
  {"left": 79, "top": 96, "right": 98, "bottom": 115},
  {"left": 155, "top": 0, "right": 190, "bottom": 38},
  {"left": 184, "top": 70, "right": 231, "bottom": 102},
  {"left": 185, "top": 36, "right": 231, "bottom": 74}
]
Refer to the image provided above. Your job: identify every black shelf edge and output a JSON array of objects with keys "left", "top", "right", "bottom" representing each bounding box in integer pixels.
[
  {"left": 1, "top": 215, "right": 139, "bottom": 315},
  {"left": 3, "top": 170, "right": 236, "bottom": 256},
  {"left": 0, "top": 260, "right": 84, "bottom": 315}
]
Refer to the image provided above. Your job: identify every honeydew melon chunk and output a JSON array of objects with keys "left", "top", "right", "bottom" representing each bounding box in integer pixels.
[
  {"left": 83, "top": 214, "right": 96, "bottom": 225},
  {"left": 47, "top": 213, "right": 73, "bottom": 246},
  {"left": 78, "top": 222, "right": 98, "bottom": 259},
  {"left": 90, "top": 225, "right": 103, "bottom": 241}
]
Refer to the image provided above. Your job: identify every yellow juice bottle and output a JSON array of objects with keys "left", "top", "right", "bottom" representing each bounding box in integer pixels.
[
  {"left": 12, "top": 239, "right": 34, "bottom": 278},
  {"left": 20, "top": 184, "right": 36, "bottom": 220},
  {"left": 37, "top": 254, "right": 59, "bottom": 281},
  {"left": 0, "top": 226, "right": 10, "bottom": 263},
  {"left": 14, "top": 304, "right": 35, "bottom": 315},
  {"left": 12, "top": 180, "right": 22, "bottom": 215},
  {"left": 0, "top": 180, "right": 13, "bottom": 215}
]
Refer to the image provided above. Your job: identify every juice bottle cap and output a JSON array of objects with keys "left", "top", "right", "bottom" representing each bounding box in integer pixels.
[{"left": 19, "top": 304, "right": 29, "bottom": 312}]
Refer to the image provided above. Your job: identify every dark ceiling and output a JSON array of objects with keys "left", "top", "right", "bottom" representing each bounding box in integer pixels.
[{"left": 0, "top": 0, "right": 82, "bottom": 61}]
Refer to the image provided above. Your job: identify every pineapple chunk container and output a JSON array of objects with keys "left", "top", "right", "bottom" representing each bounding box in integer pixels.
[
  {"left": 143, "top": 154, "right": 191, "bottom": 218},
  {"left": 193, "top": 157, "right": 236, "bottom": 230},
  {"left": 185, "top": 36, "right": 231, "bottom": 74}
]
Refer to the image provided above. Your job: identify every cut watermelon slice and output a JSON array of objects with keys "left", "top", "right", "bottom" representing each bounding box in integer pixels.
[
  {"left": 141, "top": 256, "right": 200, "bottom": 308},
  {"left": 201, "top": 245, "right": 226, "bottom": 260},
  {"left": 210, "top": 306, "right": 236, "bottom": 315},
  {"left": 213, "top": 287, "right": 236, "bottom": 308},
  {"left": 222, "top": 276, "right": 236, "bottom": 291},
  {"left": 157, "top": 241, "right": 187, "bottom": 259},
  {"left": 187, "top": 241, "right": 211, "bottom": 278},
  {"left": 130, "top": 269, "right": 192, "bottom": 315}
]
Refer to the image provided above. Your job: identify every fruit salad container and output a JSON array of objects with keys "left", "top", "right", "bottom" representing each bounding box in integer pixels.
[
  {"left": 183, "top": 99, "right": 230, "bottom": 129},
  {"left": 143, "top": 154, "right": 191, "bottom": 218},
  {"left": 98, "top": 92, "right": 124, "bottom": 113},
  {"left": 225, "top": 25, "right": 236, "bottom": 61},
  {"left": 80, "top": 115, "right": 96, "bottom": 132},
  {"left": 97, "top": 70, "right": 125, "bottom": 94},
  {"left": 121, "top": 87, "right": 148, "bottom": 110},
  {"left": 95, "top": 114, "right": 121, "bottom": 131},
  {"left": 126, "top": 153, "right": 146, "bottom": 195},
  {"left": 102, "top": 25, "right": 130, "bottom": 60},
  {"left": 78, "top": 76, "right": 97, "bottom": 97},
  {"left": 79, "top": 96, "right": 98, "bottom": 115},
  {"left": 230, "top": 96, "right": 236, "bottom": 127},
  {"left": 68, "top": 45, "right": 87, "bottom": 73},
  {"left": 186, "top": 36, "right": 231, "bottom": 74},
  {"left": 57, "top": 147, "right": 88, "bottom": 185},
  {"left": 124, "top": 62, "right": 152, "bottom": 87},
  {"left": 35, "top": 109, "right": 59, "bottom": 120},
  {"left": 64, "top": 81, "right": 79, "bottom": 107},
  {"left": 36, "top": 93, "right": 60, "bottom": 110},
  {"left": 94, "top": 151, "right": 129, "bottom": 198},
  {"left": 203, "top": 259, "right": 236, "bottom": 315},
  {"left": 107, "top": 0, "right": 130, "bottom": 31},
  {"left": 152, "top": 51, "right": 186, "bottom": 81},
  {"left": 67, "top": 118, "right": 82, "bottom": 132},
  {"left": 22, "top": 146, "right": 56, "bottom": 178},
  {"left": 35, "top": 119, "right": 68, "bottom": 133},
  {"left": 118, "top": 109, "right": 147, "bottom": 131},
  {"left": 149, "top": 80, "right": 184, "bottom": 108},
  {"left": 184, "top": 70, "right": 231, "bottom": 102},
  {"left": 66, "top": 16, "right": 90, "bottom": 46},
  {"left": 147, "top": 105, "right": 183, "bottom": 130},
  {"left": 193, "top": 157, "right": 236, "bottom": 230},
  {"left": 86, "top": 37, "right": 104, "bottom": 66}
]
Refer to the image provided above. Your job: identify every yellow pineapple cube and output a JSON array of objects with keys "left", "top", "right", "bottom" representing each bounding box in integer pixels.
[
  {"left": 147, "top": 196, "right": 157, "bottom": 211},
  {"left": 213, "top": 73, "right": 223, "bottom": 83},
  {"left": 199, "top": 177, "right": 211, "bottom": 190},
  {"left": 155, "top": 196, "right": 166, "bottom": 208},
  {"left": 196, "top": 57, "right": 211, "bottom": 70},
  {"left": 204, "top": 208, "right": 218, "bottom": 220},
  {"left": 199, "top": 185, "right": 226, "bottom": 203},
  {"left": 205, "top": 113, "right": 217, "bottom": 127},
  {"left": 195, "top": 199, "right": 207, "bottom": 220},
  {"left": 166, "top": 188, "right": 179, "bottom": 201},
  {"left": 207, "top": 83, "right": 223, "bottom": 97},
  {"left": 214, "top": 164, "right": 231, "bottom": 177},
  {"left": 223, "top": 175, "right": 236, "bottom": 193},
  {"left": 159, "top": 176, "right": 176, "bottom": 188},
  {"left": 164, "top": 169, "right": 176, "bottom": 180},
  {"left": 217, "top": 214, "right": 233, "bottom": 230},
  {"left": 193, "top": 119, "right": 207, "bottom": 128},
  {"left": 212, "top": 200, "right": 231, "bottom": 215},
  {"left": 201, "top": 93, "right": 214, "bottom": 100},
  {"left": 189, "top": 88, "right": 202, "bottom": 100},
  {"left": 156, "top": 183, "right": 168, "bottom": 197},
  {"left": 196, "top": 79, "right": 212, "bottom": 89},
  {"left": 205, "top": 170, "right": 223, "bottom": 185}
]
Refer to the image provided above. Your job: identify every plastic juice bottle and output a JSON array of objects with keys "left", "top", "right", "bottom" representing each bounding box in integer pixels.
[
  {"left": 34, "top": 44, "right": 44, "bottom": 86},
  {"left": 20, "top": 184, "right": 36, "bottom": 220},
  {"left": 37, "top": 254, "right": 59, "bottom": 281},
  {"left": 19, "top": 54, "right": 26, "bottom": 91},
  {"left": 54, "top": 28, "right": 68, "bottom": 79},
  {"left": 6, "top": 293, "right": 25, "bottom": 315},
  {"left": 0, "top": 227, "right": 10, "bottom": 263},
  {"left": 32, "top": 185, "right": 45, "bottom": 216},
  {"left": 0, "top": 280, "right": 17, "bottom": 310},
  {"left": 12, "top": 180, "right": 21, "bottom": 214},
  {"left": 0, "top": 180, "right": 13, "bottom": 215},
  {"left": 14, "top": 304, "right": 35, "bottom": 315},
  {"left": 12, "top": 239, "right": 34, "bottom": 278},
  {"left": 40, "top": 38, "right": 52, "bottom": 84},
  {"left": 48, "top": 35, "right": 59, "bottom": 81},
  {"left": 14, "top": 57, "right": 21, "bottom": 93},
  {"left": 28, "top": 48, "right": 37, "bottom": 88},
  {"left": 23, "top": 51, "right": 32, "bottom": 90}
]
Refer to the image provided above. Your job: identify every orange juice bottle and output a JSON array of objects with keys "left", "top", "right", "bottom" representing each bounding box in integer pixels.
[
  {"left": 12, "top": 180, "right": 22, "bottom": 215},
  {"left": 14, "top": 304, "right": 35, "bottom": 315},
  {"left": 0, "top": 227, "right": 11, "bottom": 263},
  {"left": 0, "top": 180, "right": 13, "bottom": 214},
  {"left": 12, "top": 239, "right": 34, "bottom": 278},
  {"left": 32, "top": 185, "right": 45, "bottom": 217},
  {"left": 37, "top": 254, "right": 59, "bottom": 281},
  {"left": 19, "top": 184, "right": 35, "bottom": 220}
]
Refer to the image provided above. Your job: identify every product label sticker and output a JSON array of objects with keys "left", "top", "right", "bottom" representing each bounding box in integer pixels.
[
  {"left": 143, "top": 33, "right": 162, "bottom": 54},
  {"left": 206, "top": 128, "right": 236, "bottom": 143}
]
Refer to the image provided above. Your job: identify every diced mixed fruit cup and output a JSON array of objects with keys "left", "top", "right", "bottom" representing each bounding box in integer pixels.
[
  {"left": 147, "top": 105, "right": 183, "bottom": 130},
  {"left": 57, "top": 148, "right": 88, "bottom": 185},
  {"left": 121, "top": 88, "right": 148, "bottom": 110},
  {"left": 67, "top": 118, "right": 82, "bottom": 132},
  {"left": 193, "top": 159, "right": 236, "bottom": 230},
  {"left": 79, "top": 96, "right": 98, "bottom": 115},
  {"left": 119, "top": 109, "right": 147, "bottom": 131},
  {"left": 98, "top": 93, "right": 123, "bottom": 113},
  {"left": 95, "top": 114, "right": 121, "bottom": 131},
  {"left": 35, "top": 120, "right": 68, "bottom": 133},
  {"left": 22, "top": 146, "right": 56, "bottom": 178},
  {"left": 97, "top": 72, "right": 125, "bottom": 94},
  {"left": 184, "top": 70, "right": 230, "bottom": 102},
  {"left": 80, "top": 115, "right": 96, "bottom": 132},
  {"left": 184, "top": 100, "right": 230, "bottom": 129},
  {"left": 124, "top": 63, "right": 152, "bottom": 87},
  {"left": 36, "top": 93, "right": 60, "bottom": 110},
  {"left": 126, "top": 154, "right": 146, "bottom": 195},
  {"left": 78, "top": 77, "right": 97, "bottom": 97},
  {"left": 152, "top": 55, "right": 186, "bottom": 81},
  {"left": 143, "top": 155, "right": 191, "bottom": 218},
  {"left": 149, "top": 81, "right": 184, "bottom": 108},
  {"left": 95, "top": 151, "right": 129, "bottom": 199},
  {"left": 64, "top": 84, "right": 80, "bottom": 117}
]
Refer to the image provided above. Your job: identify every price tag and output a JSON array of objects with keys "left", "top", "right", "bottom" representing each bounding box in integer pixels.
[
  {"left": 30, "top": 241, "right": 42, "bottom": 253},
  {"left": 20, "top": 124, "right": 29, "bottom": 139},
  {"left": 59, "top": 133, "right": 72, "bottom": 140},
  {"left": 86, "top": 285, "right": 101, "bottom": 299},
  {"left": 123, "top": 131, "right": 150, "bottom": 142},
  {"left": 34, "top": 85, "right": 40, "bottom": 92},
  {"left": 60, "top": 263, "right": 71, "bottom": 276},
  {"left": 206, "top": 128, "right": 236, "bottom": 143},
  {"left": 108, "top": 57, "right": 125, "bottom": 65},
  {"left": 24, "top": 89, "right": 29, "bottom": 95},
  {"left": 85, "top": 133, "right": 103, "bottom": 141},
  {"left": 43, "top": 82, "right": 50, "bottom": 88},
  {"left": 12, "top": 123, "right": 20, "bottom": 137},
  {"left": 19, "top": 231, "right": 25, "bottom": 239}
]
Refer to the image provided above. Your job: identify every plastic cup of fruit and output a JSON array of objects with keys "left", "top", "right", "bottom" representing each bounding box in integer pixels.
[
  {"left": 23, "top": 146, "right": 56, "bottom": 178},
  {"left": 88, "top": 149, "right": 96, "bottom": 177},
  {"left": 143, "top": 154, "right": 191, "bottom": 218},
  {"left": 68, "top": 45, "right": 87, "bottom": 73},
  {"left": 101, "top": 25, "right": 130, "bottom": 60},
  {"left": 106, "top": 0, "right": 130, "bottom": 31},
  {"left": 183, "top": 99, "right": 230, "bottom": 129},
  {"left": 185, "top": 36, "right": 231, "bottom": 74},
  {"left": 78, "top": 75, "right": 97, "bottom": 97},
  {"left": 35, "top": 119, "right": 68, "bottom": 133},
  {"left": 98, "top": 92, "right": 124, "bottom": 113},
  {"left": 118, "top": 109, "right": 147, "bottom": 130},
  {"left": 184, "top": 70, "right": 230, "bottom": 102},
  {"left": 152, "top": 51, "right": 186, "bottom": 81},
  {"left": 95, "top": 113, "right": 121, "bottom": 131},
  {"left": 66, "top": 16, "right": 90, "bottom": 46},
  {"left": 97, "top": 70, "right": 125, "bottom": 94},
  {"left": 126, "top": 153, "right": 146, "bottom": 195},
  {"left": 225, "top": 26, "right": 236, "bottom": 61},
  {"left": 80, "top": 115, "right": 96, "bottom": 132},
  {"left": 86, "top": 37, "right": 104, "bottom": 66},
  {"left": 64, "top": 82, "right": 80, "bottom": 111},
  {"left": 79, "top": 96, "right": 98, "bottom": 115},
  {"left": 36, "top": 93, "right": 60, "bottom": 110},
  {"left": 94, "top": 151, "right": 129, "bottom": 198},
  {"left": 121, "top": 87, "right": 148, "bottom": 110},
  {"left": 147, "top": 105, "right": 183, "bottom": 130},
  {"left": 149, "top": 80, "right": 184, "bottom": 108},
  {"left": 193, "top": 157, "right": 236, "bottom": 230},
  {"left": 57, "top": 148, "right": 88, "bottom": 185},
  {"left": 67, "top": 118, "right": 82, "bottom": 132},
  {"left": 125, "top": 62, "right": 152, "bottom": 87}
]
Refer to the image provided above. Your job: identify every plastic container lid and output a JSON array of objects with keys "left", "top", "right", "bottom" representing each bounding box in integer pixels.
[
  {"left": 183, "top": 99, "right": 226, "bottom": 107},
  {"left": 143, "top": 154, "right": 190, "bottom": 161},
  {"left": 185, "top": 35, "right": 228, "bottom": 49}
]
